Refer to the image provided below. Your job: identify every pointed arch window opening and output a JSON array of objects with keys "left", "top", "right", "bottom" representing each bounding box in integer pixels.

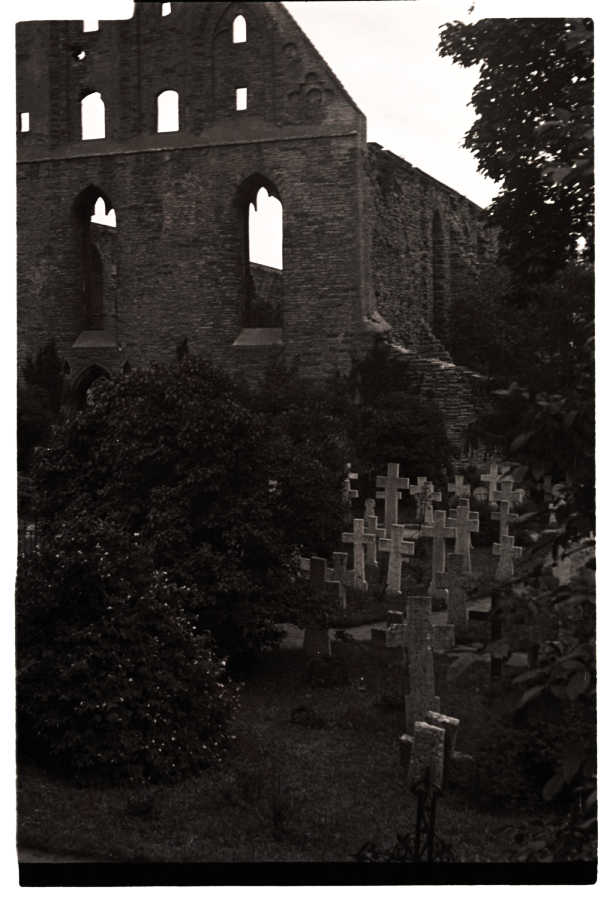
[
  {"left": 73, "top": 187, "right": 119, "bottom": 337},
  {"left": 81, "top": 91, "right": 106, "bottom": 140},
  {"left": 157, "top": 90, "right": 180, "bottom": 132},
  {"left": 233, "top": 15, "right": 247, "bottom": 43},
  {"left": 90, "top": 196, "right": 117, "bottom": 228},
  {"left": 161, "top": 2, "right": 172, "bottom": 15},
  {"left": 248, "top": 187, "right": 283, "bottom": 271}
]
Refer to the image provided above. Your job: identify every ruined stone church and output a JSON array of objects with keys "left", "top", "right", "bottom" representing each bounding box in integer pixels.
[{"left": 17, "top": 1, "right": 490, "bottom": 442}]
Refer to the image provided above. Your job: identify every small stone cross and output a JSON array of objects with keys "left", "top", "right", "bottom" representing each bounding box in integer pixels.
[
  {"left": 409, "top": 477, "right": 442, "bottom": 525},
  {"left": 447, "top": 498, "right": 479, "bottom": 574},
  {"left": 493, "top": 534, "right": 523, "bottom": 580},
  {"left": 420, "top": 509, "right": 456, "bottom": 593},
  {"left": 342, "top": 463, "right": 359, "bottom": 505},
  {"left": 480, "top": 462, "right": 509, "bottom": 503},
  {"left": 491, "top": 498, "right": 518, "bottom": 539},
  {"left": 327, "top": 551, "right": 350, "bottom": 607},
  {"left": 492, "top": 479, "right": 524, "bottom": 509},
  {"left": 341, "top": 518, "right": 373, "bottom": 590},
  {"left": 300, "top": 556, "right": 343, "bottom": 604},
  {"left": 376, "top": 463, "right": 410, "bottom": 534},
  {"left": 378, "top": 523, "right": 415, "bottom": 595},
  {"left": 363, "top": 498, "right": 386, "bottom": 566},
  {"left": 448, "top": 474, "right": 471, "bottom": 500}
]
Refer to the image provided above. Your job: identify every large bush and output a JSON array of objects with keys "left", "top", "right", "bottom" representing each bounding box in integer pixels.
[
  {"left": 30, "top": 359, "right": 342, "bottom": 665},
  {"left": 17, "top": 515, "right": 238, "bottom": 783}
]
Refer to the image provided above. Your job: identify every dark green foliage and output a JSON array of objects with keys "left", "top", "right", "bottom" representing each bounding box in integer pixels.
[
  {"left": 30, "top": 358, "right": 340, "bottom": 665},
  {"left": 439, "top": 18, "right": 593, "bottom": 281},
  {"left": 17, "top": 515, "right": 238, "bottom": 783},
  {"left": 18, "top": 339, "right": 65, "bottom": 470}
]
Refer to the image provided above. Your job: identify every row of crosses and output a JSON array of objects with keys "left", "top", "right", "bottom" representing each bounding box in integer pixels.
[{"left": 303, "top": 461, "right": 525, "bottom": 602}]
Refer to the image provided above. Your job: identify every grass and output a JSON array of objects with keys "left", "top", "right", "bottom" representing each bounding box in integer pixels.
[{"left": 18, "top": 637, "right": 562, "bottom": 864}]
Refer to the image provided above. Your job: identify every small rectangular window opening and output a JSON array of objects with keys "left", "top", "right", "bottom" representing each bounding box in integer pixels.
[
  {"left": 83, "top": 19, "right": 99, "bottom": 32},
  {"left": 161, "top": 2, "right": 172, "bottom": 15},
  {"left": 20, "top": 112, "right": 30, "bottom": 133},
  {"left": 236, "top": 87, "right": 248, "bottom": 111}
]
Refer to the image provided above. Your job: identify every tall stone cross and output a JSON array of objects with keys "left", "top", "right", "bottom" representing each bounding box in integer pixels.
[
  {"left": 448, "top": 474, "right": 471, "bottom": 500},
  {"left": 376, "top": 463, "right": 410, "bottom": 534},
  {"left": 447, "top": 498, "right": 479, "bottom": 574},
  {"left": 492, "top": 479, "right": 524, "bottom": 510},
  {"left": 404, "top": 594, "right": 441, "bottom": 731},
  {"left": 378, "top": 523, "right": 415, "bottom": 595},
  {"left": 410, "top": 477, "right": 442, "bottom": 525},
  {"left": 342, "top": 463, "right": 359, "bottom": 505},
  {"left": 421, "top": 509, "right": 456, "bottom": 593},
  {"left": 491, "top": 498, "right": 518, "bottom": 539},
  {"left": 493, "top": 534, "right": 523, "bottom": 580},
  {"left": 363, "top": 497, "right": 386, "bottom": 566},
  {"left": 480, "top": 462, "right": 509, "bottom": 503},
  {"left": 341, "top": 518, "right": 373, "bottom": 590}
]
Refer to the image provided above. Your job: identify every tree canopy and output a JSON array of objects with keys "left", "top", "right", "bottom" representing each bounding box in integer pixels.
[{"left": 438, "top": 18, "right": 593, "bottom": 280}]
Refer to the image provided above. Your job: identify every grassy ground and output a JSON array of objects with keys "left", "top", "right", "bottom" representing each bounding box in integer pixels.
[{"left": 18, "top": 636, "right": 560, "bottom": 864}]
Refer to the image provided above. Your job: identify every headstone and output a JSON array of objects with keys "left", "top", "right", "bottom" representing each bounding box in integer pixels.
[
  {"left": 420, "top": 509, "right": 456, "bottom": 593},
  {"left": 378, "top": 523, "right": 416, "bottom": 595},
  {"left": 432, "top": 623, "right": 455, "bottom": 652},
  {"left": 342, "top": 462, "right": 359, "bottom": 504},
  {"left": 407, "top": 721, "right": 445, "bottom": 793},
  {"left": 425, "top": 711, "right": 460, "bottom": 780},
  {"left": 492, "top": 534, "right": 523, "bottom": 580},
  {"left": 341, "top": 518, "right": 372, "bottom": 590},
  {"left": 491, "top": 498, "right": 518, "bottom": 539},
  {"left": 472, "top": 486, "right": 488, "bottom": 504},
  {"left": 363, "top": 497, "right": 386, "bottom": 565},
  {"left": 447, "top": 498, "right": 479, "bottom": 574},
  {"left": 480, "top": 462, "right": 509, "bottom": 502},
  {"left": 410, "top": 477, "right": 442, "bottom": 525},
  {"left": 492, "top": 479, "right": 525, "bottom": 510},
  {"left": 448, "top": 474, "right": 471, "bottom": 500},
  {"left": 404, "top": 594, "right": 440, "bottom": 731},
  {"left": 300, "top": 555, "right": 343, "bottom": 604},
  {"left": 436, "top": 554, "right": 469, "bottom": 634},
  {"left": 376, "top": 463, "right": 410, "bottom": 534}
]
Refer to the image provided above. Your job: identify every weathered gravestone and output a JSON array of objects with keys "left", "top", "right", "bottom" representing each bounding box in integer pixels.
[
  {"left": 378, "top": 523, "right": 415, "bottom": 596},
  {"left": 493, "top": 534, "right": 523, "bottom": 580},
  {"left": 404, "top": 594, "right": 440, "bottom": 731},
  {"left": 491, "top": 498, "right": 518, "bottom": 540},
  {"left": 342, "top": 462, "right": 359, "bottom": 505},
  {"left": 448, "top": 474, "right": 471, "bottom": 500},
  {"left": 299, "top": 556, "right": 342, "bottom": 656},
  {"left": 447, "top": 498, "right": 479, "bottom": 574},
  {"left": 376, "top": 463, "right": 410, "bottom": 534},
  {"left": 480, "top": 462, "right": 509, "bottom": 503},
  {"left": 363, "top": 498, "right": 386, "bottom": 585},
  {"left": 492, "top": 478, "right": 524, "bottom": 511},
  {"left": 420, "top": 509, "right": 456, "bottom": 594},
  {"left": 436, "top": 553, "right": 470, "bottom": 637},
  {"left": 327, "top": 551, "right": 350, "bottom": 608},
  {"left": 410, "top": 476, "right": 442, "bottom": 525},
  {"left": 341, "top": 518, "right": 374, "bottom": 591}
]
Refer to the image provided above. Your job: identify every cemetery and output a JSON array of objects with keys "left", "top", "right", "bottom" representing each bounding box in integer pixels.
[{"left": 15, "top": 2, "right": 594, "bottom": 881}]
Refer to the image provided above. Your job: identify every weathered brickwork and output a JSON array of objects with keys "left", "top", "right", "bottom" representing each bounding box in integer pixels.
[{"left": 17, "top": 2, "right": 491, "bottom": 441}]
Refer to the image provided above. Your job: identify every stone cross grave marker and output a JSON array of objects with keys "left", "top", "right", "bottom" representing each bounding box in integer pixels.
[
  {"left": 493, "top": 534, "right": 523, "bottom": 580},
  {"left": 436, "top": 553, "right": 469, "bottom": 635},
  {"left": 480, "top": 462, "right": 509, "bottom": 503},
  {"left": 448, "top": 474, "right": 471, "bottom": 500},
  {"left": 491, "top": 498, "right": 518, "bottom": 539},
  {"left": 492, "top": 478, "right": 524, "bottom": 510},
  {"left": 376, "top": 463, "right": 410, "bottom": 534},
  {"left": 363, "top": 497, "right": 386, "bottom": 566},
  {"left": 420, "top": 509, "right": 456, "bottom": 594},
  {"left": 342, "top": 462, "right": 359, "bottom": 505},
  {"left": 447, "top": 498, "right": 479, "bottom": 574},
  {"left": 341, "top": 518, "right": 373, "bottom": 591},
  {"left": 404, "top": 594, "right": 441, "bottom": 732},
  {"left": 407, "top": 720, "right": 446, "bottom": 795},
  {"left": 378, "top": 523, "right": 415, "bottom": 595},
  {"left": 410, "top": 477, "right": 442, "bottom": 525},
  {"left": 327, "top": 551, "right": 349, "bottom": 608}
]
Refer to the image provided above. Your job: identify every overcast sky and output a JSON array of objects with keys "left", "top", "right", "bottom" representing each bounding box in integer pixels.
[{"left": 6, "top": 0, "right": 603, "bottom": 210}]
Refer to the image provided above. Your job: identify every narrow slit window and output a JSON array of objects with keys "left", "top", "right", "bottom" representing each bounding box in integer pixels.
[
  {"left": 157, "top": 90, "right": 179, "bottom": 132},
  {"left": 81, "top": 92, "right": 106, "bottom": 140},
  {"left": 83, "top": 19, "right": 99, "bottom": 32},
  {"left": 161, "top": 2, "right": 171, "bottom": 15},
  {"left": 20, "top": 112, "right": 30, "bottom": 133},
  {"left": 233, "top": 15, "right": 247, "bottom": 43},
  {"left": 236, "top": 87, "right": 247, "bottom": 111}
]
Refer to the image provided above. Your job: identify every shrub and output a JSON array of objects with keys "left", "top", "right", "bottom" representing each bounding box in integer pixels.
[{"left": 17, "top": 514, "right": 238, "bottom": 783}]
